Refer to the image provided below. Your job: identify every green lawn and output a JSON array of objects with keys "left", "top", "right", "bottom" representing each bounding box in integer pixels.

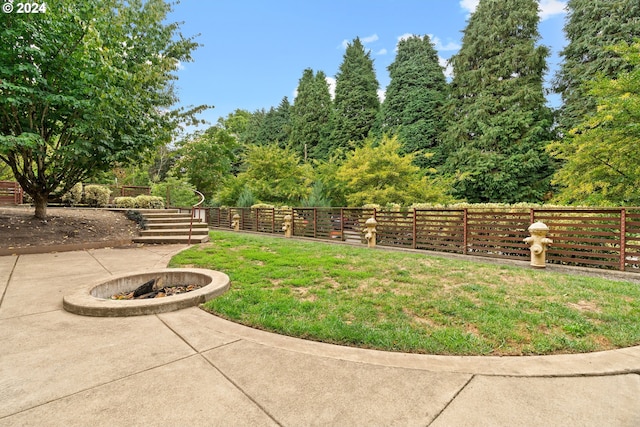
[{"left": 169, "top": 230, "right": 640, "bottom": 356}]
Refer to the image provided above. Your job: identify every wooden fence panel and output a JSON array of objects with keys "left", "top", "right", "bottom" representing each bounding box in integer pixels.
[
  {"left": 203, "top": 206, "right": 640, "bottom": 274},
  {"left": 292, "top": 208, "right": 315, "bottom": 238},
  {"left": 255, "top": 208, "right": 275, "bottom": 233},
  {"left": 0, "top": 181, "right": 23, "bottom": 205},
  {"left": 466, "top": 211, "right": 531, "bottom": 260},
  {"left": 534, "top": 209, "right": 622, "bottom": 270},
  {"left": 314, "top": 208, "right": 343, "bottom": 240},
  {"left": 239, "top": 208, "right": 255, "bottom": 232},
  {"left": 342, "top": 208, "right": 374, "bottom": 244},
  {"left": 414, "top": 209, "right": 466, "bottom": 254},
  {"left": 376, "top": 209, "right": 413, "bottom": 248},
  {"left": 625, "top": 209, "right": 640, "bottom": 271}
]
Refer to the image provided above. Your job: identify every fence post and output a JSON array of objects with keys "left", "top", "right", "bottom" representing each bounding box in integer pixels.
[
  {"left": 412, "top": 208, "right": 417, "bottom": 250},
  {"left": 314, "top": 208, "right": 317, "bottom": 239},
  {"left": 291, "top": 208, "right": 295, "bottom": 236},
  {"left": 340, "top": 208, "right": 344, "bottom": 241},
  {"left": 253, "top": 208, "right": 257, "bottom": 231},
  {"left": 271, "top": 208, "right": 275, "bottom": 234},
  {"left": 463, "top": 208, "right": 468, "bottom": 255},
  {"left": 530, "top": 208, "right": 535, "bottom": 224},
  {"left": 620, "top": 208, "right": 627, "bottom": 271}
]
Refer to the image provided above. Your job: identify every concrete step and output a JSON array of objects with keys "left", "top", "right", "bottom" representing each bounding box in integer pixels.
[
  {"left": 140, "top": 228, "right": 209, "bottom": 236},
  {"left": 133, "top": 234, "right": 210, "bottom": 244},
  {"left": 142, "top": 212, "right": 193, "bottom": 219},
  {"left": 134, "top": 210, "right": 209, "bottom": 245},
  {"left": 127, "top": 208, "right": 181, "bottom": 214},
  {"left": 145, "top": 216, "right": 199, "bottom": 224},
  {"left": 146, "top": 222, "right": 209, "bottom": 230}
]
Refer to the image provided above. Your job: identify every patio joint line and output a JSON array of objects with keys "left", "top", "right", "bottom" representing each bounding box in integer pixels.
[
  {"left": 84, "top": 249, "right": 114, "bottom": 276},
  {"left": 0, "top": 255, "right": 19, "bottom": 309},
  {"left": 428, "top": 374, "right": 475, "bottom": 426}
]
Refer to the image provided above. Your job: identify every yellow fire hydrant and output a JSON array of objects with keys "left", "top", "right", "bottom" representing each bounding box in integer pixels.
[
  {"left": 363, "top": 217, "right": 377, "bottom": 248},
  {"left": 282, "top": 214, "right": 292, "bottom": 238},
  {"left": 231, "top": 214, "right": 240, "bottom": 232},
  {"left": 524, "top": 222, "right": 553, "bottom": 268}
]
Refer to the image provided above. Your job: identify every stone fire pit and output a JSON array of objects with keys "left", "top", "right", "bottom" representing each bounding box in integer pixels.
[{"left": 63, "top": 268, "right": 230, "bottom": 317}]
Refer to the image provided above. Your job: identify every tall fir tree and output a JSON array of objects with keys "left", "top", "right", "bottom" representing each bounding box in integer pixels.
[
  {"left": 241, "top": 109, "right": 267, "bottom": 146},
  {"left": 380, "top": 35, "right": 448, "bottom": 169},
  {"left": 290, "top": 69, "right": 332, "bottom": 161},
  {"left": 329, "top": 38, "right": 380, "bottom": 154},
  {"left": 442, "top": 0, "right": 555, "bottom": 203},
  {"left": 262, "top": 96, "right": 292, "bottom": 148},
  {"left": 553, "top": 0, "right": 640, "bottom": 133}
]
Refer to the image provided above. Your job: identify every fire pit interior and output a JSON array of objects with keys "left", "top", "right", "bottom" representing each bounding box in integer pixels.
[
  {"left": 63, "top": 268, "right": 229, "bottom": 317},
  {"left": 110, "top": 277, "right": 204, "bottom": 300}
]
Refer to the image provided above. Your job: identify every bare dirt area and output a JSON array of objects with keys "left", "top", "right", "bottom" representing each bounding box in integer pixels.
[{"left": 0, "top": 206, "right": 140, "bottom": 251}]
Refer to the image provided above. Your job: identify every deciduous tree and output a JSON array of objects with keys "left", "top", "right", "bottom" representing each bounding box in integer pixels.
[
  {"left": 218, "top": 144, "right": 313, "bottom": 206},
  {"left": 0, "top": 0, "right": 206, "bottom": 218},
  {"left": 176, "top": 126, "right": 237, "bottom": 200},
  {"left": 549, "top": 42, "right": 640, "bottom": 205},
  {"left": 336, "top": 135, "right": 453, "bottom": 206}
]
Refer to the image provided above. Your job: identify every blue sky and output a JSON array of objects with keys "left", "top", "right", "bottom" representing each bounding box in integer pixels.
[{"left": 169, "top": 0, "right": 568, "bottom": 128}]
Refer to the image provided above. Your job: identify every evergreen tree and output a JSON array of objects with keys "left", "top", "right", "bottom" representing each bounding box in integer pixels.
[
  {"left": 241, "top": 109, "right": 267, "bottom": 145},
  {"left": 380, "top": 35, "right": 448, "bottom": 169},
  {"left": 329, "top": 38, "right": 380, "bottom": 153},
  {"left": 553, "top": 0, "right": 640, "bottom": 132},
  {"left": 442, "top": 0, "right": 555, "bottom": 203},
  {"left": 262, "top": 96, "right": 292, "bottom": 148},
  {"left": 290, "top": 69, "right": 332, "bottom": 161}
]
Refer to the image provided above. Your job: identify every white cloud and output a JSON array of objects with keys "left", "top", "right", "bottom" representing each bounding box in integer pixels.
[
  {"left": 459, "top": 0, "right": 566, "bottom": 21},
  {"left": 459, "top": 0, "right": 479, "bottom": 14},
  {"left": 376, "top": 48, "right": 388, "bottom": 55},
  {"left": 377, "top": 89, "right": 386, "bottom": 103},
  {"left": 292, "top": 76, "right": 336, "bottom": 100},
  {"left": 395, "top": 33, "right": 417, "bottom": 52},
  {"left": 362, "top": 34, "right": 379, "bottom": 44},
  {"left": 398, "top": 33, "right": 416, "bottom": 43},
  {"left": 326, "top": 76, "right": 336, "bottom": 99},
  {"left": 429, "top": 34, "right": 461, "bottom": 52},
  {"left": 439, "top": 57, "right": 454, "bottom": 80},
  {"left": 339, "top": 34, "right": 380, "bottom": 50},
  {"left": 539, "top": 0, "right": 567, "bottom": 20}
]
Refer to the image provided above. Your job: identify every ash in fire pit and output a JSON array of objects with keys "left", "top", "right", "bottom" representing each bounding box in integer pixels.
[{"left": 111, "top": 277, "right": 203, "bottom": 300}]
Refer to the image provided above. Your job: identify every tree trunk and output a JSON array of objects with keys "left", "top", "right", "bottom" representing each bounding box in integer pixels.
[{"left": 33, "top": 193, "right": 48, "bottom": 219}]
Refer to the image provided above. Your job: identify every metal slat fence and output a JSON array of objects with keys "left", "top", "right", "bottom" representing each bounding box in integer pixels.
[{"left": 201, "top": 206, "right": 640, "bottom": 273}]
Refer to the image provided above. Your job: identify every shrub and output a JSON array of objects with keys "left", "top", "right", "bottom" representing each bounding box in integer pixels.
[
  {"left": 125, "top": 210, "right": 148, "bottom": 229},
  {"left": 134, "top": 195, "right": 165, "bottom": 209},
  {"left": 61, "top": 183, "right": 83, "bottom": 206},
  {"left": 236, "top": 186, "right": 255, "bottom": 207},
  {"left": 113, "top": 196, "right": 136, "bottom": 209},
  {"left": 83, "top": 185, "right": 111, "bottom": 207}
]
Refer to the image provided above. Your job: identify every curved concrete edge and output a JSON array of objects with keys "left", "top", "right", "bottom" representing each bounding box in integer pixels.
[
  {"left": 63, "top": 268, "right": 229, "bottom": 317},
  {"left": 0, "top": 239, "right": 136, "bottom": 257},
  {"left": 175, "top": 307, "right": 640, "bottom": 378}
]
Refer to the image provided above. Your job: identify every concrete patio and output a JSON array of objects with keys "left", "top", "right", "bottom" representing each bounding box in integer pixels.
[{"left": 0, "top": 244, "right": 638, "bottom": 426}]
